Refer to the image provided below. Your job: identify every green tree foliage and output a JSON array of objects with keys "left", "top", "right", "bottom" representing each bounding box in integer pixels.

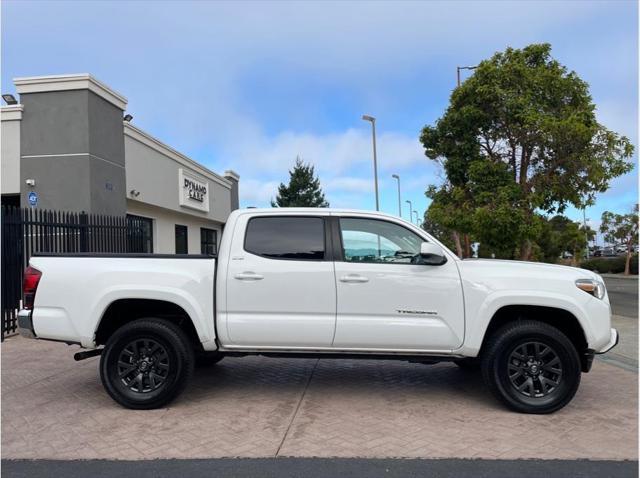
[
  {"left": 271, "top": 157, "right": 329, "bottom": 208},
  {"left": 421, "top": 43, "right": 634, "bottom": 260},
  {"left": 600, "top": 205, "right": 639, "bottom": 275},
  {"left": 536, "top": 215, "right": 594, "bottom": 265}
]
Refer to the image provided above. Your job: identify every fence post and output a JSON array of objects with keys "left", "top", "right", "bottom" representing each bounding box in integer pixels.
[
  {"left": 1, "top": 206, "right": 23, "bottom": 340},
  {"left": 79, "top": 211, "right": 88, "bottom": 252}
]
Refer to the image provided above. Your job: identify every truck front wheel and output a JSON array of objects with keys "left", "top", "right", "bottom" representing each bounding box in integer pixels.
[
  {"left": 100, "top": 318, "right": 194, "bottom": 410},
  {"left": 481, "top": 320, "right": 581, "bottom": 414}
]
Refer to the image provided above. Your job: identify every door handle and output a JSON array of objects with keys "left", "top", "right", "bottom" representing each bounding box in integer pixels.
[
  {"left": 234, "top": 272, "right": 264, "bottom": 281},
  {"left": 340, "top": 274, "right": 369, "bottom": 283}
]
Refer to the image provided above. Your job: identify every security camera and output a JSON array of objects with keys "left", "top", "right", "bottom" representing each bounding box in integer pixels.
[{"left": 25, "top": 179, "right": 36, "bottom": 187}]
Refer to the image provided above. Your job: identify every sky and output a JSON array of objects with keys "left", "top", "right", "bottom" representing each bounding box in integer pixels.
[{"left": 2, "top": 1, "right": 638, "bottom": 238}]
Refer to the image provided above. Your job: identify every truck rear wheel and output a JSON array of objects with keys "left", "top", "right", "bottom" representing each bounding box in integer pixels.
[
  {"left": 100, "top": 318, "right": 194, "bottom": 410},
  {"left": 481, "top": 320, "right": 581, "bottom": 414}
]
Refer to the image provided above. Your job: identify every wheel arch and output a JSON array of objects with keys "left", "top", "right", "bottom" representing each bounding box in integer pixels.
[
  {"left": 94, "top": 298, "right": 204, "bottom": 351},
  {"left": 482, "top": 305, "right": 587, "bottom": 352},
  {"left": 478, "top": 304, "right": 591, "bottom": 372}
]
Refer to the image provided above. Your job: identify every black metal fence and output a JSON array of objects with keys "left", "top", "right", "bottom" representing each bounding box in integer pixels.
[{"left": 1, "top": 207, "right": 153, "bottom": 339}]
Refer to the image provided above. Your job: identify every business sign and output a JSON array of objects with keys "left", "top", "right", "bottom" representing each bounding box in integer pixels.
[
  {"left": 178, "top": 169, "right": 210, "bottom": 212},
  {"left": 28, "top": 191, "right": 38, "bottom": 207}
]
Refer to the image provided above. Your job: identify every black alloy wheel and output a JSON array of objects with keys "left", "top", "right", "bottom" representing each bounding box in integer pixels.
[
  {"left": 481, "top": 319, "right": 581, "bottom": 414},
  {"left": 100, "top": 318, "right": 194, "bottom": 410},
  {"left": 507, "top": 341, "right": 562, "bottom": 398},
  {"left": 117, "top": 338, "right": 171, "bottom": 393}
]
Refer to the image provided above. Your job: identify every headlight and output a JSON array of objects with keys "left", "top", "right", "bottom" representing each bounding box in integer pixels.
[{"left": 576, "top": 279, "right": 606, "bottom": 300}]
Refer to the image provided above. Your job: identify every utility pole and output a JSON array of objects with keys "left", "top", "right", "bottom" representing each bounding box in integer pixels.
[
  {"left": 362, "top": 115, "right": 379, "bottom": 211},
  {"left": 392, "top": 174, "right": 401, "bottom": 217},
  {"left": 405, "top": 200, "right": 412, "bottom": 222}
]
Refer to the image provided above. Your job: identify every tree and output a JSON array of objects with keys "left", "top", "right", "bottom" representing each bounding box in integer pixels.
[
  {"left": 271, "top": 157, "right": 329, "bottom": 208},
  {"left": 425, "top": 159, "right": 540, "bottom": 259},
  {"left": 421, "top": 43, "right": 634, "bottom": 260},
  {"left": 600, "top": 205, "right": 639, "bottom": 275},
  {"left": 536, "top": 215, "right": 594, "bottom": 266}
]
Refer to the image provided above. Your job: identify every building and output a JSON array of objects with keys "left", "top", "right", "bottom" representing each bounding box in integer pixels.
[{"left": 1, "top": 74, "right": 239, "bottom": 255}]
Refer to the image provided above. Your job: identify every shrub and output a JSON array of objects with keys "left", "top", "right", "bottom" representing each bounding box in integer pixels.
[{"left": 580, "top": 255, "right": 638, "bottom": 274}]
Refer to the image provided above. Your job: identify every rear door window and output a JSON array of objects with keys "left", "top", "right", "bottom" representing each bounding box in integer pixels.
[{"left": 244, "top": 216, "right": 325, "bottom": 260}]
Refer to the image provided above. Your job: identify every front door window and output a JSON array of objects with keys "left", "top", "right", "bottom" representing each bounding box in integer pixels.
[{"left": 339, "top": 218, "right": 423, "bottom": 264}]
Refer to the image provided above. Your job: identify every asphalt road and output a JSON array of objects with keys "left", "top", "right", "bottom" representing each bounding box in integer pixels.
[
  {"left": 603, "top": 276, "right": 638, "bottom": 318},
  {"left": 2, "top": 458, "right": 637, "bottom": 478}
]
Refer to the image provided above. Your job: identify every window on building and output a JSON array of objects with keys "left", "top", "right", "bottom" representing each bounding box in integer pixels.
[
  {"left": 126, "top": 214, "right": 153, "bottom": 253},
  {"left": 200, "top": 228, "right": 217, "bottom": 255},
  {"left": 175, "top": 225, "right": 188, "bottom": 254},
  {"left": 1, "top": 194, "right": 20, "bottom": 208},
  {"left": 244, "top": 216, "right": 325, "bottom": 260},
  {"left": 339, "top": 218, "right": 423, "bottom": 264}
]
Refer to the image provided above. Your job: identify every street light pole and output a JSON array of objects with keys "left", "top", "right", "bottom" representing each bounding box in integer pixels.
[
  {"left": 583, "top": 207, "right": 590, "bottom": 259},
  {"left": 362, "top": 115, "right": 379, "bottom": 211},
  {"left": 392, "top": 174, "right": 401, "bottom": 217},
  {"left": 456, "top": 65, "right": 478, "bottom": 87},
  {"left": 413, "top": 210, "right": 420, "bottom": 226},
  {"left": 405, "top": 200, "right": 412, "bottom": 222}
]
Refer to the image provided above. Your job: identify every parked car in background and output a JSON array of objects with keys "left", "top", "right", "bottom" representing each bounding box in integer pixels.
[
  {"left": 602, "top": 247, "right": 617, "bottom": 257},
  {"left": 18, "top": 208, "right": 618, "bottom": 414}
]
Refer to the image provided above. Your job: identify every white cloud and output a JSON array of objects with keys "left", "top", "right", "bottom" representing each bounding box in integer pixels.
[
  {"left": 595, "top": 100, "right": 639, "bottom": 142},
  {"left": 238, "top": 179, "right": 280, "bottom": 205},
  {"left": 232, "top": 128, "right": 437, "bottom": 207},
  {"left": 223, "top": 128, "right": 427, "bottom": 176},
  {"left": 325, "top": 177, "right": 374, "bottom": 193},
  {"left": 6, "top": 0, "right": 633, "bottom": 214}
]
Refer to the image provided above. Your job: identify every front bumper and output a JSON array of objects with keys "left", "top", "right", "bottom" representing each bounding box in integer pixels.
[
  {"left": 17, "top": 309, "right": 36, "bottom": 339},
  {"left": 582, "top": 328, "right": 618, "bottom": 373},
  {"left": 596, "top": 328, "right": 619, "bottom": 354}
]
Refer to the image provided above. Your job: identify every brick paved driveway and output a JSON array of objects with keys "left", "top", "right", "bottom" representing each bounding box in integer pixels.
[{"left": 2, "top": 336, "right": 637, "bottom": 460}]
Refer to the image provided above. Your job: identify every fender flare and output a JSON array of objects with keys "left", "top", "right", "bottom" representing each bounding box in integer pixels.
[
  {"left": 456, "top": 290, "right": 593, "bottom": 356},
  {"left": 90, "top": 286, "right": 215, "bottom": 349}
]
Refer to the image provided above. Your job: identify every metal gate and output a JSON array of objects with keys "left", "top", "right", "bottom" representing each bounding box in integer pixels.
[{"left": 1, "top": 207, "right": 153, "bottom": 339}]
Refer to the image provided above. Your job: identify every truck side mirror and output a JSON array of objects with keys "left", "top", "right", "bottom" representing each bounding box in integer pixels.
[{"left": 420, "top": 242, "right": 447, "bottom": 265}]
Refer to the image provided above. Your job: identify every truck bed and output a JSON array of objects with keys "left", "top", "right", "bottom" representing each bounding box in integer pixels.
[{"left": 27, "top": 254, "right": 217, "bottom": 348}]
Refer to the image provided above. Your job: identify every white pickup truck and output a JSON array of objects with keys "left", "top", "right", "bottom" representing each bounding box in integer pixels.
[{"left": 18, "top": 208, "right": 618, "bottom": 413}]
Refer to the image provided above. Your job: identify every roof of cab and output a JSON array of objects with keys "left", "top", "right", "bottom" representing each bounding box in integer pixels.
[{"left": 232, "top": 207, "right": 406, "bottom": 220}]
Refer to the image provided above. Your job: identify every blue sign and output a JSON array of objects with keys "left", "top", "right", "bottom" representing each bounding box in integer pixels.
[{"left": 28, "top": 191, "right": 38, "bottom": 207}]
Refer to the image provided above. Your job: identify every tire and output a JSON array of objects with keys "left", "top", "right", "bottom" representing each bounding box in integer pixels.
[
  {"left": 481, "top": 319, "right": 581, "bottom": 414},
  {"left": 454, "top": 357, "right": 480, "bottom": 371},
  {"left": 195, "top": 351, "right": 224, "bottom": 368},
  {"left": 100, "top": 318, "right": 195, "bottom": 410}
]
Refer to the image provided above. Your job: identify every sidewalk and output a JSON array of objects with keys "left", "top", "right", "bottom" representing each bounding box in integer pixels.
[
  {"left": 598, "top": 315, "right": 638, "bottom": 371},
  {"left": 600, "top": 273, "right": 639, "bottom": 279}
]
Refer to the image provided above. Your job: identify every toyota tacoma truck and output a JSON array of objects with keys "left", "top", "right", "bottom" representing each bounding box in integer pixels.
[{"left": 18, "top": 208, "right": 618, "bottom": 413}]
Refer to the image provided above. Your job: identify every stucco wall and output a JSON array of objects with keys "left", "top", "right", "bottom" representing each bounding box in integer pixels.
[
  {"left": 127, "top": 199, "right": 223, "bottom": 254},
  {"left": 124, "top": 126, "right": 232, "bottom": 224},
  {"left": 19, "top": 89, "right": 126, "bottom": 215},
  {"left": 1, "top": 107, "right": 21, "bottom": 195}
]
